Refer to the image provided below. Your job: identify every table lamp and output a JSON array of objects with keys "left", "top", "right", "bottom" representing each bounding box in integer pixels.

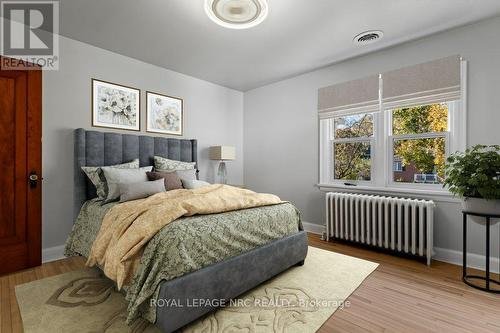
[{"left": 209, "top": 146, "right": 235, "bottom": 184}]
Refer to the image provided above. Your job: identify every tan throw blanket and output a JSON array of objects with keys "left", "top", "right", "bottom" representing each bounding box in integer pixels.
[{"left": 86, "top": 184, "right": 282, "bottom": 289}]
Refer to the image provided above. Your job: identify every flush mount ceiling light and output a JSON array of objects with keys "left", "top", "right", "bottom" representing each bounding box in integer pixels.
[
  {"left": 205, "top": 0, "right": 268, "bottom": 29},
  {"left": 353, "top": 30, "right": 384, "bottom": 45}
]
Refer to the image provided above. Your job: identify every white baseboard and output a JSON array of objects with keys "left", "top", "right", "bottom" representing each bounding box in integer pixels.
[
  {"left": 42, "top": 244, "right": 66, "bottom": 263},
  {"left": 302, "top": 221, "right": 325, "bottom": 235},
  {"left": 301, "top": 222, "right": 499, "bottom": 273},
  {"left": 434, "top": 247, "right": 499, "bottom": 274}
]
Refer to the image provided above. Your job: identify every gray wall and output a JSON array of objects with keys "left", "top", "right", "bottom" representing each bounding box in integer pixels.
[
  {"left": 42, "top": 36, "right": 244, "bottom": 249},
  {"left": 244, "top": 16, "right": 500, "bottom": 257}
]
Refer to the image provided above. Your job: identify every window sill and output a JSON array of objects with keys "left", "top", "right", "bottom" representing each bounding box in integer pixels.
[{"left": 316, "top": 183, "right": 460, "bottom": 203}]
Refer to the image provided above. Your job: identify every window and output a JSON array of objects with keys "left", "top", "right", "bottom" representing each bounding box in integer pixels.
[
  {"left": 393, "top": 159, "right": 403, "bottom": 172},
  {"left": 389, "top": 103, "right": 451, "bottom": 185},
  {"left": 332, "top": 114, "right": 373, "bottom": 181},
  {"left": 320, "top": 100, "right": 462, "bottom": 190},
  {"left": 318, "top": 56, "right": 465, "bottom": 193}
]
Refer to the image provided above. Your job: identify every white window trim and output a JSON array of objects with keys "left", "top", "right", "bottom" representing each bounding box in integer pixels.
[
  {"left": 385, "top": 101, "right": 456, "bottom": 191},
  {"left": 325, "top": 114, "right": 376, "bottom": 186},
  {"left": 318, "top": 59, "right": 467, "bottom": 195}
]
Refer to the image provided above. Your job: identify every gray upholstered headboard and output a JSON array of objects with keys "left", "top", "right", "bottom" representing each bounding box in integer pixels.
[{"left": 74, "top": 128, "right": 198, "bottom": 220}]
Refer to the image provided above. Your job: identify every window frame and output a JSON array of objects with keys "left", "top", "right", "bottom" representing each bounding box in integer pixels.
[
  {"left": 320, "top": 100, "right": 465, "bottom": 193},
  {"left": 385, "top": 101, "right": 455, "bottom": 190},
  {"left": 329, "top": 114, "right": 376, "bottom": 185},
  {"left": 319, "top": 59, "right": 467, "bottom": 195}
]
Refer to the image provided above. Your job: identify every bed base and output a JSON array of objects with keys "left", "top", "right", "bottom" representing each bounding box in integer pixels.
[{"left": 155, "top": 231, "right": 308, "bottom": 333}]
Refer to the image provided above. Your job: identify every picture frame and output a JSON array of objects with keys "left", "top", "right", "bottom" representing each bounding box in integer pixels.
[
  {"left": 92, "top": 79, "right": 140, "bottom": 131},
  {"left": 146, "top": 91, "right": 184, "bottom": 136}
]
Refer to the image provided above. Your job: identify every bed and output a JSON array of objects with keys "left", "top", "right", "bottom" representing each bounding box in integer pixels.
[{"left": 68, "top": 128, "right": 308, "bottom": 333}]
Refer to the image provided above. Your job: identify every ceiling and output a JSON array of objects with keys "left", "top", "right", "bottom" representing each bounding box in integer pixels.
[{"left": 56, "top": 0, "right": 500, "bottom": 91}]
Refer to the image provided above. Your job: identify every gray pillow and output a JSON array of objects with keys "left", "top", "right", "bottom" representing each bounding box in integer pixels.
[
  {"left": 81, "top": 159, "right": 139, "bottom": 199},
  {"left": 156, "top": 169, "right": 197, "bottom": 181},
  {"left": 181, "top": 179, "right": 210, "bottom": 189},
  {"left": 102, "top": 166, "right": 153, "bottom": 202},
  {"left": 119, "top": 179, "right": 166, "bottom": 203},
  {"left": 154, "top": 156, "right": 196, "bottom": 171}
]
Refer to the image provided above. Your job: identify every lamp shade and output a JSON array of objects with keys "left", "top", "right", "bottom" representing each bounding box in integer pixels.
[{"left": 209, "top": 146, "right": 235, "bottom": 161}]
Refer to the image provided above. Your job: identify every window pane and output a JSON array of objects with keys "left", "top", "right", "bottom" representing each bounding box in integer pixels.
[
  {"left": 334, "top": 142, "right": 371, "bottom": 181},
  {"left": 334, "top": 114, "right": 373, "bottom": 138},
  {"left": 393, "top": 137, "right": 445, "bottom": 184},
  {"left": 392, "top": 103, "right": 448, "bottom": 135}
]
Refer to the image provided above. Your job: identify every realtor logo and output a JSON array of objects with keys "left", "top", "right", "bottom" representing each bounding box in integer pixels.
[{"left": 1, "top": 1, "right": 59, "bottom": 69}]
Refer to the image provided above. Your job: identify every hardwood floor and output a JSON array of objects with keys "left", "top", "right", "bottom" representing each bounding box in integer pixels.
[
  {"left": 1, "top": 235, "right": 499, "bottom": 332},
  {"left": 309, "top": 234, "right": 500, "bottom": 333}
]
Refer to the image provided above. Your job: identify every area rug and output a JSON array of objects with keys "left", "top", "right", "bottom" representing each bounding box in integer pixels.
[{"left": 15, "top": 246, "right": 378, "bottom": 333}]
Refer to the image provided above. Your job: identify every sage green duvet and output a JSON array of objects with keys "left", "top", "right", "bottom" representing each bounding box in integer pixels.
[{"left": 65, "top": 198, "right": 302, "bottom": 323}]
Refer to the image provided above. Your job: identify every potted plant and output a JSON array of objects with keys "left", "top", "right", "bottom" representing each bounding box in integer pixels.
[{"left": 444, "top": 145, "right": 500, "bottom": 215}]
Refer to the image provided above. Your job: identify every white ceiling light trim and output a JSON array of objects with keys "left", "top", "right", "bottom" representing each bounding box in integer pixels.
[{"left": 205, "top": 0, "right": 268, "bottom": 29}]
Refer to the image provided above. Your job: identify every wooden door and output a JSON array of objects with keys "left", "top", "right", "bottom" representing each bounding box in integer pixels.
[{"left": 0, "top": 56, "right": 42, "bottom": 275}]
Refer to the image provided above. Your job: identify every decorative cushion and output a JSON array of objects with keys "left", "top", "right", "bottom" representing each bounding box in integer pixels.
[
  {"left": 119, "top": 179, "right": 166, "bottom": 203},
  {"left": 181, "top": 179, "right": 211, "bottom": 189},
  {"left": 102, "top": 166, "right": 153, "bottom": 202},
  {"left": 81, "top": 159, "right": 139, "bottom": 199},
  {"left": 147, "top": 171, "right": 183, "bottom": 191},
  {"left": 154, "top": 156, "right": 196, "bottom": 171}
]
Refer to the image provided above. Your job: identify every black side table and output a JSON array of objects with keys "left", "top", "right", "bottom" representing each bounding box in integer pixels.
[{"left": 462, "top": 211, "right": 500, "bottom": 293}]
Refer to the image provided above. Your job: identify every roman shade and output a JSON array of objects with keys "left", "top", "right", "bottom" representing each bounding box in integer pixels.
[
  {"left": 382, "top": 55, "right": 461, "bottom": 108},
  {"left": 318, "top": 75, "right": 380, "bottom": 118},
  {"left": 317, "top": 55, "right": 462, "bottom": 119}
]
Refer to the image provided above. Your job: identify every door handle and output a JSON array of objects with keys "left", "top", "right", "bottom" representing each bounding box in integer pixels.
[{"left": 29, "top": 172, "right": 39, "bottom": 189}]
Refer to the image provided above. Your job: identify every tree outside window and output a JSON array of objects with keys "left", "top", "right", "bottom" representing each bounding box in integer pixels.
[
  {"left": 333, "top": 114, "right": 373, "bottom": 181},
  {"left": 392, "top": 103, "right": 448, "bottom": 184}
]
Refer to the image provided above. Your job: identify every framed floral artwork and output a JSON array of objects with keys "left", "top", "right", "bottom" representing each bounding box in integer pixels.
[
  {"left": 92, "top": 79, "right": 140, "bottom": 131},
  {"left": 146, "top": 91, "right": 183, "bottom": 136}
]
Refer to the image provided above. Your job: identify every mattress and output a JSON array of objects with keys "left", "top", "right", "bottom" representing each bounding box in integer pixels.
[{"left": 65, "top": 198, "right": 302, "bottom": 323}]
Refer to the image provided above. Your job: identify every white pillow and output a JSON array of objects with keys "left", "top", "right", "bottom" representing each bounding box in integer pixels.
[
  {"left": 81, "top": 159, "right": 139, "bottom": 199},
  {"left": 175, "top": 169, "right": 197, "bottom": 181},
  {"left": 181, "top": 179, "right": 210, "bottom": 189},
  {"left": 102, "top": 166, "right": 153, "bottom": 202},
  {"left": 119, "top": 179, "right": 165, "bottom": 203}
]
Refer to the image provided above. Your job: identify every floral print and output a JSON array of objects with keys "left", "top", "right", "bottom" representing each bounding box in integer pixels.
[
  {"left": 97, "top": 86, "right": 138, "bottom": 127},
  {"left": 153, "top": 156, "right": 196, "bottom": 171},
  {"left": 147, "top": 93, "right": 182, "bottom": 135}
]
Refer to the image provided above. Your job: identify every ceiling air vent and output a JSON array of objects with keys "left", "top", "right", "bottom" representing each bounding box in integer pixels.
[{"left": 354, "top": 30, "right": 384, "bottom": 45}]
